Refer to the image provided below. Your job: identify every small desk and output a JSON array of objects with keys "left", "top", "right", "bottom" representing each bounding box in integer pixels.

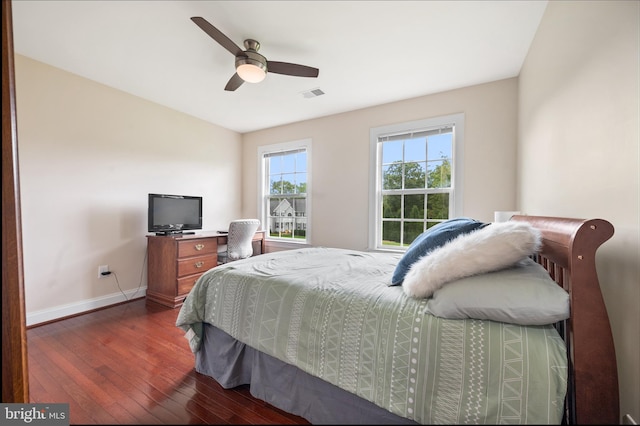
[
  {"left": 215, "top": 230, "right": 266, "bottom": 256},
  {"left": 146, "top": 230, "right": 266, "bottom": 308}
]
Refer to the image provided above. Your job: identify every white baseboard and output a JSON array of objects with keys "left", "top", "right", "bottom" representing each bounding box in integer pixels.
[{"left": 26, "top": 287, "right": 147, "bottom": 327}]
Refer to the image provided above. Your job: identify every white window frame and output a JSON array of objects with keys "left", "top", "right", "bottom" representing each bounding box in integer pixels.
[
  {"left": 257, "top": 139, "right": 312, "bottom": 244},
  {"left": 368, "top": 113, "right": 464, "bottom": 251}
]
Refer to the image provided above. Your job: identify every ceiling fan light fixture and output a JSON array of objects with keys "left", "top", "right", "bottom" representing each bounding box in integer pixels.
[
  {"left": 236, "top": 58, "right": 267, "bottom": 83},
  {"left": 191, "top": 18, "right": 319, "bottom": 91}
]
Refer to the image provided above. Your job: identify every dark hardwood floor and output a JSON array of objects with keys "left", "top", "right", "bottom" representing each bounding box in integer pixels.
[{"left": 27, "top": 298, "right": 310, "bottom": 425}]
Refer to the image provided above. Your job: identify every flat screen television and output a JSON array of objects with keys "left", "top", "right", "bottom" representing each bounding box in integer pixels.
[{"left": 148, "top": 193, "right": 203, "bottom": 235}]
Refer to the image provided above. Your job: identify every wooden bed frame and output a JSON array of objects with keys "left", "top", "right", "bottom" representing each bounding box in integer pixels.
[
  {"left": 190, "top": 215, "right": 620, "bottom": 425},
  {"left": 511, "top": 215, "right": 619, "bottom": 424}
]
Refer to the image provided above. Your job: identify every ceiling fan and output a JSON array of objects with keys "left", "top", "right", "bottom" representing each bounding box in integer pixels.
[{"left": 191, "top": 17, "right": 320, "bottom": 91}]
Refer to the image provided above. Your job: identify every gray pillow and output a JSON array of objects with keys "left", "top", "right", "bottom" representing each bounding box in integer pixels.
[{"left": 424, "top": 258, "right": 569, "bottom": 325}]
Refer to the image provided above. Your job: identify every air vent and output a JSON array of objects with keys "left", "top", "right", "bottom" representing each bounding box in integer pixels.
[{"left": 301, "top": 88, "right": 325, "bottom": 98}]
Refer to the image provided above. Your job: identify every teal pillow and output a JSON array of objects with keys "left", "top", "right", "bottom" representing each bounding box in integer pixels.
[{"left": 390, "top": 217, "right": 487, "bottom": 286}]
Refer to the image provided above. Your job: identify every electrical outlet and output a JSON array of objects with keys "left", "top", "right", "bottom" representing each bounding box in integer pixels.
[{"left": 98, "top": 265, "right": 110, "bottom": 279}]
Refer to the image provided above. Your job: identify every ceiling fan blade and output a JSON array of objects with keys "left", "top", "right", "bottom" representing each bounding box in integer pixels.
[
  {"left": 224, "top": 73, "right": 245, "bottom": 91},
  {"left": 267, "top": 61, "right": 319, "bottom": 78},
  {"left": 191, "top": 17, "right": 243, "bottom": 56}
]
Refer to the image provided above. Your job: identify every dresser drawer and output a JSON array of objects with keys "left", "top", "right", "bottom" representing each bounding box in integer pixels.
[
  {"left": 177, "top": 273, "right": 204, "bottom": 296},
  {"left": 177, "top": 255, "right": 217, "bottom": 277},
  {"left": 177, "top": 238, "right": 217, "bottom": 258}
]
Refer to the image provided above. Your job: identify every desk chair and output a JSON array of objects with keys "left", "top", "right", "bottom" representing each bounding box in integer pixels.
[{"left": 218, "top": 219, "right": 261, "bottom": 264}]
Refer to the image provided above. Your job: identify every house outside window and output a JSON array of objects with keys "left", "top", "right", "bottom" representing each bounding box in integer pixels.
[
  {"left": 369, "top": 114, "right": 464, "bottom": 251},
  {"left": 258, "top": 139, "right": 311, "bottom": 243}
]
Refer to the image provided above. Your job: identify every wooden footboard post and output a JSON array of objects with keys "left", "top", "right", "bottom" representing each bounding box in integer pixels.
[
  {"left": 569, "top": 219, "right": 618, "bottom": 424},
  {"left": 512, "top": 216, "right": 619, "bottom": 424}
]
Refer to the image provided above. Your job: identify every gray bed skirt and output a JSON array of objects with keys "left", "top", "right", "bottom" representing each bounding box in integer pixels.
[{"left": 196, "top": 324, "right": 419, "bottom": 425}]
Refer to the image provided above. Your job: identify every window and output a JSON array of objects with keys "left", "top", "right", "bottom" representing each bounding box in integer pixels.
[
  {"left": 369, "top": 114, "right": 464, "bottom": 250},
  {"left": 258, "top": 139, "right": 311, "bottom": 243}
]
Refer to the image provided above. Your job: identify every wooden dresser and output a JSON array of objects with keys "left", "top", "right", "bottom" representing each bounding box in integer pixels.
[{"left": 146, "top": 231, "right": 265, "bottom": 308}]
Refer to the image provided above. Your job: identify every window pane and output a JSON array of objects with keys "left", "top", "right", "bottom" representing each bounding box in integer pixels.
[
  {"left": 382, "top": 195, "right": 401, "bottom": 218},
  {"left": 383, "top": 163, "right": 402, "bottom": 190},
  {"left": 403, "top": 222, "right": 424, "bottom": 246},
  {"left": 296, "top": 152, "right": 307, "bottom": 171},
  {"left": 281, "top": 153, "right": 296, "bottom": 173},
  {"left": 292, "top": 197, "right": 306, "bottom": 239},
  {"left": 382, "top": 221, "right": 401, "bottom": 246},
  {"left": 404, "top": 162, "right": 426, "bottom": 189},
  {"left": 296, "top": 175, "right": 307, "bottom": 194},
  {"left": 281, "top": 173, "right": 297, "bottom": 194},
  {"left": 427, "top": 159, "right": 451, "bottom": 188},
  {"left": 293, "top": 197, "right": 307, "bottom": 219},
  {"left": 270, "top": 176, "right": 282, "bottom": 194},
  {"left": 427, "top": 193, "right": 449, "bottom": 219},
  {"left": 269, "top": 197, "right": 287, "bottom": 216},
  {"left": 427, "top": 133, "right": 452, "bottom": 161},
  {"left": 405, "top": 137, "right": 426, "bottom": 162},
  {"left": 382, "top": 141, "right": 403, "bottom": 164},
  {"left": 269, "top": 156, "right": 282, "bottom": 174},
  {"left": 404, "top": 194, "right": 424, "bottom": 219}
]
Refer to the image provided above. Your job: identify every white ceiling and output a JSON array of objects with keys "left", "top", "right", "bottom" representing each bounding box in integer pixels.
[{"left": 11, "top": 1, "right": 547, "bottom": 134}]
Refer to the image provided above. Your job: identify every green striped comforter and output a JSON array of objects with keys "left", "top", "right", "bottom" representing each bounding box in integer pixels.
[{"left": 176, "top": 247, "right": 567, "bottom": 424}]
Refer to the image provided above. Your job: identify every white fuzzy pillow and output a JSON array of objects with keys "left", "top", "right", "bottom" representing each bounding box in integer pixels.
[{"left": 403, "top": 221, "right": 542, "bottom": 298}]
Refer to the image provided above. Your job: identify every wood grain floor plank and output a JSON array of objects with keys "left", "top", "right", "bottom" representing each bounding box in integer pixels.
[
  {"left": 30, "top": 326, "right": 134, "bottom": 424},
  {"left": 27, "top": 298, "right": 309, "bottom": 425},
  {"left": 27, "top": 345, "right": 97, "bottom": 424},
  {"left": 56, "top": 312, "right": 219, "bottom": 424}
]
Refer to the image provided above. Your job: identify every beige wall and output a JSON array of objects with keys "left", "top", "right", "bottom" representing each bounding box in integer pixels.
[
  {"left": 15, "top": 55, "right": 243, "bottom": 324},
  {"left": 518, "top": 1, "right": 639, "bottom": 421},
  {"left": 242, "top": 78, "right": 519, "bottom": 250}
]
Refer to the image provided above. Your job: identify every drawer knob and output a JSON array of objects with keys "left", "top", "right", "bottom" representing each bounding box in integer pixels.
[
  {"left": 195, "top": 261, "right": 204, "bottom": 268},
  {"left": 194, "top": 244, "right": 205, "bottom": 250}
]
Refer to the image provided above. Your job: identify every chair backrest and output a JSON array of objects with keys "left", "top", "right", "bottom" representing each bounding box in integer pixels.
[{"left": 226, "top": 219, "right": 261, "bottom": 260}]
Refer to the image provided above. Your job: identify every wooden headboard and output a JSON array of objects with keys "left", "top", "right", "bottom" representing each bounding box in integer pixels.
[{"left": 511, "top": 215, "right": 619, "bottom": 425}]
